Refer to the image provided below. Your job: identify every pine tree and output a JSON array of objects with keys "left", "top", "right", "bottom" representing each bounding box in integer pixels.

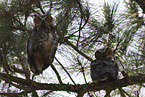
[{"left": 0, "top": 0, "right": 145, "bottom": 96}]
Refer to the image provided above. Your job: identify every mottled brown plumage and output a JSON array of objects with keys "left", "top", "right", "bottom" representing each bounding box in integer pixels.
[
  {"left": 27, "top": 14, "right": 58, "bottom": 75},
  {"left": 91, "top": 47, "right": 118, "bottom": 82}
]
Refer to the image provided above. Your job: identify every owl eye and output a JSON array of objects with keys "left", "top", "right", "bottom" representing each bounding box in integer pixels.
[
  {"left": 45, "top": 16, "right": 52, "bottom": 23},
  {"left": 104, "top": 48, "right": 112, "bottom": 55},
  {"left": 34, "top": 15, "right": 42, "bottom": 24},
  {"left": 95, "top": 51, "right": 103, "bottom": 58}
]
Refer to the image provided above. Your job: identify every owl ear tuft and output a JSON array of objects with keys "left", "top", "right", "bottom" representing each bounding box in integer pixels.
[
  {"left": 34, "top": 15, "right": 42, "bottom": 25},
  {"left": 34, "top": 14, "right": 40, "bottom": 19}
]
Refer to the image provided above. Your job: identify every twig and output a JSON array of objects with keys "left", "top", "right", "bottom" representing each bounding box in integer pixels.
[
  {"left": 76, "top": 57, "right": 92, "bottom": 97},
  {"left": 50, "top": 63, "right": 63, "bottom": 84},
  {"left": 30, "top": 8, "right": 41, "bottom": 15},
  {"left": 10, "top": 82, "right": 31, "bottom": 90},
  {"left": 55, "top": 57, "right": 76, "bottom": 85},
  {"left": 48, "top": 0, "right": 53, "bottom": 13},
  {"left": 104, "top": 90, "right": 111, "bottom": 97},
  {"left": 62, "top": 0, "right": 89, "bottom": 39},
  {"left": 118, "top": 88, "right": 126, "bottom": 97},
  {"left": 120, "top": 88, "right": 131, "bottom": 97},
  {"left": 56, "top": 0, "right": 76, "bottom": 27},
  {"left": 32, "top": 90, "right": 39, "bottom": 97},
  {"left": 36, "top": 1, "right": 45, "bottom": 14},
  {"left": 77, "top": 92, "right": 84, "bottom": 97},
  {"left": 76, "top": 1, "right": 84, "bottom": 47},
  {"left": 76, "top": 17, "right": 82, "bottom": 47},
  {"left": 16, "top": 52, "right": 30, "bottom": 80},
  {"left": 11, "top": 66, "right": 26, "bottom": 74},
  {"left": 2, "top": 56, "right": 9, "bottom": 74},
  {"left": 42, "top": 91, "right": 53, "bottom": 97},
  {"left": 55, "top": 27, "right": 93, "bottom": 61},
  {"left": 53, "top": 0, "right": 92, "bottom": 61}
]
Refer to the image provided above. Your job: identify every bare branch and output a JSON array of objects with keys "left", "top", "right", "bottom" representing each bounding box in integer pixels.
[
  {"left": 118, "top": 88, "right": 126, "bottom": 97},
  {"left": 42, "top": 91, "right": 53, "bottom": 97},
  {"left": 76, "top": 17, "right": 82, "bottom": 47},
  {"left": 55, "top": 27, "right": 93, "bottom": 61},
  {"left": 50, "top": 63, "right": 63, "bottom": 84},
  {"left": 36, "top": 1, "right": 45, "bottom": 14},
  {"left": 55, "top": 57, "right": 76, "bottom": 85},
  {"left": 119, "top": 88, "right": 131, "bottom": 97},
  {"left": 1, "top": 72, "right": 145, "bottom": 96},
  {"left": 32, "top": 90, "right": 39, "bottom": 97},
  {"left": 104, "top": 90, "right": 111, "bottom": 97},
  {"left": 15, "top": 52, "right": 30, "bottom": 80},
  {"left": 48, "top": 0, "right": 53, "bottom": 13}
]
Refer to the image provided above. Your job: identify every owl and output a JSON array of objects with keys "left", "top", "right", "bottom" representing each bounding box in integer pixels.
[
  {"left": 27, "top": 14, "right": 58, "bottom": 75},
  {"left": 91, "top": 47, "right": 118, "bottom": 82}
]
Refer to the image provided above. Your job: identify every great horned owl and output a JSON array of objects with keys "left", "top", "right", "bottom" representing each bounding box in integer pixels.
[
  {"left": 27, "top": 14, "right": 58, "bottom": 75},
  {"left": 91, "top": 47, "right": 118, "bottom": 82}
]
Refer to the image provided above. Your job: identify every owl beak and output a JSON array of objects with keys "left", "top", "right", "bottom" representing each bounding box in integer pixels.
[
  {"left": 102, "top": 53, "right": 106, "bottom": 59},
  {"left": 41, "top": 20, "right": 46, "bottom": 27}
]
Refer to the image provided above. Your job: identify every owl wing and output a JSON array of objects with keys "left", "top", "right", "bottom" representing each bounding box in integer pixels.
[
  {"left": 111, "top": 61, "right": 118, "bottom": 80},
  {"left": 101, "top": 60, "right": 118, "bottom": 81},
  {"left": 91, "top": 59, "right": 118, "bottom": 82},
  {"left": 91, "top": 60, "right": 103, "bottom": 81},
  {"left": 49, "top": 26, "right": 58, "bottom": 63},
  {"left": 27, "top": 27, "right": 58, "bottom": 75},
  {"left": 27, "top": 29, "right": 40, "bottom": 74}
]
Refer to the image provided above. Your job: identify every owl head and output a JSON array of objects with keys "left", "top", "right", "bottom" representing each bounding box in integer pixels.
[
  {"left": 34, "top": 13, "right": 53, "bottom": 29},
  {"left": 95, "top": 47, "right": 113, "bottom": 60}
]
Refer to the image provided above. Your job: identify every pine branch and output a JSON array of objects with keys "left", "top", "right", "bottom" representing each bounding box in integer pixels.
[
  {"left": 48, "top": 0, "right": 53, "bottom": 13},
  {"left": 1, "top": 72, "right": 145, "bottom": 96},
  {"left": 0, "top": 0, "right": 42, "bottom": 18},
  {"left": 36, "top": 1, "right": 45, "bottom": 14},
  {"left": 42, "top": 91, "right": 53, "bottom": 97},
  {"left": 104, "top": 90, "right": 111, "bottom": 97},
  {"left": 55, "top": 27, "right": 93, "bottom": 61},
  {"left": 77, "top": 58, "right": 91, "bottom": 96},
  {"left": 118, "top": 88, "right": 126, "bottom": 97},
  {"left": 11, "top": 66, "right": 26, "bottom": 74},
  {"left": 55, "top": 57, "right": 76, "bottom": 85},
  {"left": 76, "top": 17, "right": 82, "bottom": 47},
  {"left": 50, "top": 63, "right": 63, "bottom": 84},
  {"left": 119, "top": 88, "right": 131, "bottom": 97},
  {"left": 32, "top": 90, "right": 39, "bottom": 97},
  {"left": 10, "top": 82, "right": 30, "bottom": 90},
  {"left": 56, "top": 0, "right": 76, "bottom": 27},
  {"left": 15, "top": 52, "right": 30, "bottom": 80}
]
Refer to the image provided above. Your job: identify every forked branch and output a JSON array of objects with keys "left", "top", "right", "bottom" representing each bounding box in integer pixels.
[{"left": 0, "top": 72, "right": 145, "bottom": 96}]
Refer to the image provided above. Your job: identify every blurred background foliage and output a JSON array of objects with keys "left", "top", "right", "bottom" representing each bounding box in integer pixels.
[{"left": 0, "top": 0, "right": 145, "bottom": 96}]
